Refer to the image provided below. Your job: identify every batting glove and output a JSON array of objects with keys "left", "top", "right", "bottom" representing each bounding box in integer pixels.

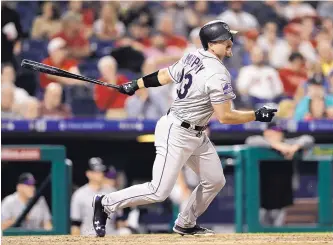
[
  {"left": 255, "top": 106, "right": 277, "bottom": 122},
  {"left": 118, "top": 80, "right": 139, "bottom": 96}
]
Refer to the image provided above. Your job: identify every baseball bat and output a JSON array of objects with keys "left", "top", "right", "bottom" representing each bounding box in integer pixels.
[{"left": 21, "top": 59, "right": 120, "bottom": 90}]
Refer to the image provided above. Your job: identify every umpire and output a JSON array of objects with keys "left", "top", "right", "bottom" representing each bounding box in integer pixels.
[{"left": 70, "top": 158, "right": 117, "bottom": 235}]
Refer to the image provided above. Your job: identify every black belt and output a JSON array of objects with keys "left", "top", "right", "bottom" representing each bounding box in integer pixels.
[{"left": 167, "top": 109, "right": 207, "bottom": 132}]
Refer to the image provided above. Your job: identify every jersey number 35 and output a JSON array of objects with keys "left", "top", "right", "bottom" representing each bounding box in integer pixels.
[{"left": 177, "top": 68, "right": 193, "bottom": 99}]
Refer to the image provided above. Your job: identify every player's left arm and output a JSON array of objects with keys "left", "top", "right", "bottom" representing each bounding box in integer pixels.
[
  {"left": 118, "top": 68, "right": 173, "bottom": 96},
  {"left": 208, "top": 74, "right": 277, "bottom": 124}
]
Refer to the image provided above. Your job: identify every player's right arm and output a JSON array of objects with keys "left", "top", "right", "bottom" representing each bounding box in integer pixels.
[
  {"left": 118, "top": 68, "right": 173, "bottom": 95},
  {"left": 118, "top": 54, "right": 187, "bottom": 96},
  {"left": 208, "top": 74, "right": 277, "bottom": 124}
]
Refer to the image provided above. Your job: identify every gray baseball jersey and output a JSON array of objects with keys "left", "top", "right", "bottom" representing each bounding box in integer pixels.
[
  {"left": 101, "top": 48, "right": 231, "bottom": 230},
  {"left": 168, "top": 48, "right": 236, "bottom": 126},
  {"left": 71, "top": 184, "right": 117, "bottom": 235},
  {"left": 1, "top": 192, "right": 51, "bottom": 229}
]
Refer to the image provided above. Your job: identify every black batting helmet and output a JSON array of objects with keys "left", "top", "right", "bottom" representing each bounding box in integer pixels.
[{"left": 199, "top": 20, "right": 238, "bottom": 50}]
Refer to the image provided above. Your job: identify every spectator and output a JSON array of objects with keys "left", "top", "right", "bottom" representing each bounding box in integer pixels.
[
  {"left": 236, "top": 46, "right": 284, "bottom": 109},
  {"left": 183, "top": 27, "right": 202, "bottom": 54},
  {"left": 257, "top": 22, "right": 285, "bottom": 59},
  {"left": 270, "top": 23, "right": 317, "bottom": 68},
  {"left": 1, "top": 63, "right": 30, "bottom": 108},
  {"left": 93, "top": 2, "right": 125, "bottom": 41},
  {"left": 304, "top": 97, "right": 333, "bottom": 120},
  {"left": 317, "top": 2, "right": 333, "bottom": 19},
  {"left": 294, "top": 63, "right": 331, "bottom": 103},
  {"left": 119, "top": 2, "right": 154, "bottom": 28},
  {"left": 1, "top": 173, "right": 52, "bottom": 231},
  {"left": 282, "top": 1, "right": 316, "bottom": 21},
  {"left": 116, "top": 22, "right": 150, "bottom": 52},
  {"left": 277, "top": 99, "right": 296, "bottom": 119},
  {"left": 125, "top": 88, "right": 163, "bottom": 120},
  {"left": 329, "top": 70, "right": 333, "bottom": 94},
  {"left": 218, "top": 1, "right": 259, "bottom": 34},
  {"left": 40, "top": 83, "right": 72, "bottom": 119},
  {"left": 224, "top": 29, "right": 259, "bottom": 80},
  {"left": 40, "top": 37, "right": 83, "bottom": 90},
  {"left": 66, "top": 0, "right": 94, "bottom": 38},
  {"left": 125, "top": 58, "right": 170, "bottom": 119},
  {"left": 71, "top": 158, "right": 116, "bottom": 235},
  {"left": 143, "top": 31, "right": 183, "bottom": 70},
  {"left": 293, "top": 76, "right": 333, "bottom": 120},
  {"left": 1, "top": 84, "right": 21, "bottom": 119},
  {"left": 321, "top": 17, "right": 333, "bottom": 43},
  {"left": 317, "top": 40, "right": 333, "bottom": 77},
  {"left": 278, "top": 52, "right": 308, "bottom": 98},
  {"left": 156, "top": 2, "right": 188, "bottom": 36},
  {"left": 184, "top": 1, "right": 216, "bottom": 35},
  {"left": 156, "top": 15, "right": 188, "bottom": 49},
  {"left": 1, "top": 2, "right": 22, "bottom": 69},
  {"left": 246, "top": 122, "right": 315, "bottom": 227},
  {"left": 21, "top": 97, "right": 40, "bottom": 120},
  {"left": 245, "top": 1, "right": 287, "bottom": 31},
  {"left": 31, "top": 2, "right": 61, "bottom": 39},
  {"left": 299, "top": 15, "right": 317, "bottom": 44},
  {"left": 53, "top": 12, "right": 91, "bottom": 59},
  {"left": 94, "top": 56, "right": 128, "bottom": 119}
]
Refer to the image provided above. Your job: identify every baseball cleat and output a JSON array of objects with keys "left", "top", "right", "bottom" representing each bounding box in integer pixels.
[
  {"left": 173, "top": 224, "right": 215, "bottom": 236},
  {"left": 92, "top": 194, "right": 108, "bottom": 237}
]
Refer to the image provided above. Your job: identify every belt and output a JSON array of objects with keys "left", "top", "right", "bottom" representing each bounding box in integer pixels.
[{"left": 167, "top": 109, "right": 207, "bottom": 132}]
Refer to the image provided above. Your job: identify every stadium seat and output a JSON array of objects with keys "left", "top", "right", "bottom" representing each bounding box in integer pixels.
[
  {"left": 78, "top": 59, "right": 100, "bottom": 79},
  {"left": 16, "top": 2, "right": 38, "bottom": 35},
  {"left": 90, "top": 38, "right": 115, "bottom": 58},
  {"left": 71, "top": 98, "right": 99, "bottom": 117},
  {"left": 21, "top": 39, "right": 48, "bottom": 62},
  {"left": 118, "top": 69, "right": 141, "bottom": 80}
]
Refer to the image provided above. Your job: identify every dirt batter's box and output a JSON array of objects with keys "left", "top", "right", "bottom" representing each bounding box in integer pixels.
[{"left": 2, "top": 145, "right": 71, "bottom": 236}]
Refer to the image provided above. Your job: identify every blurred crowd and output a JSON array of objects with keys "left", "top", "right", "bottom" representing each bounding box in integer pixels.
[{"left": 2, "top": 1, "right": 333, "bottom": 121}]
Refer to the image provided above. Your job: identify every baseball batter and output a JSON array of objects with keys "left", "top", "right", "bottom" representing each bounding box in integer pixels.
[{"left": 92, "top": 20, "right": 277, "bottom": 237}]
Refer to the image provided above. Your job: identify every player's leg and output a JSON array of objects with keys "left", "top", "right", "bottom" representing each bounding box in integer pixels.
[
  {"left": 93, "top": 116, "right": 201, "bottom": 236},
  {"left": 174, "top": 134, "right": 226, "bottom": 235}
]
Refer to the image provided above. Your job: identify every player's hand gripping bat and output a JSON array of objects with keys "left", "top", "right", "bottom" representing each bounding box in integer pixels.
[{"left": 21, "top": 59, "right": 120, "bottom": 90}]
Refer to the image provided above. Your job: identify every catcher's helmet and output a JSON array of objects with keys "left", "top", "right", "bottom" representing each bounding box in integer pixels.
[{"left": 199, "top": 20, "right": 238, "bottom": 50}]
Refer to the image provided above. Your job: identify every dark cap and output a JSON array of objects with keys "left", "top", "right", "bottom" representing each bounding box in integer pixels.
[
  {"left": 105, "top": 165, "right": 117, "bottom": 179},
  {"left": 308, "top": 74, "right": 324, "bottom": 86},
  {"left": 18, "top": 173, "right": 36, "bottom": 186},
  {"left": 88, "top": 157, "right": 107, "bottom": 172},
  {"left": 266, "top": 122, "right": 283, "bottom": 132},
  {"left": 289, "top": 52, "right": 304, "bottom": 62}
]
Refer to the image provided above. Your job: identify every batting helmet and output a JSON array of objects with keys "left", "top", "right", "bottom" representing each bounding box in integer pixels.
[{"left": 199, "top": 20, "right": 238, "bottom": 50}]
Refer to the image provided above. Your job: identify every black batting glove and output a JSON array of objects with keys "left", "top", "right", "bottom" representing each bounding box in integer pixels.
[
  {"left": 255, "top": 106, "right": 278, "bottom": 122},
  {"left": 118, "top": 80, "right": 139, "bottom": 96}
]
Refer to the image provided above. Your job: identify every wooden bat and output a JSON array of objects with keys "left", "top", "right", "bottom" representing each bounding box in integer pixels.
[{"left": 21, "top": 59, "right": 120, "bottom": 90}]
